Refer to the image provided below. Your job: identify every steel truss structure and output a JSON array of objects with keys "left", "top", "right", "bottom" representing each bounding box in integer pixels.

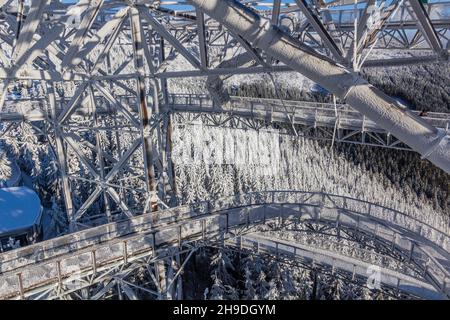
[
  {"left": 0, "top": 191, "right": 449, "bottom": 299},
  {"left": 168, "top": 94, "right": 450, "bottom": 151},
  {"left": 0, "top": 0, "right": 449, "bottom": 300}
]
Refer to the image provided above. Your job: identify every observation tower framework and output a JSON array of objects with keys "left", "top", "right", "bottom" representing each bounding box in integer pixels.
[{"left": 0, "top": 0, "right": 449, "bottom": 300}]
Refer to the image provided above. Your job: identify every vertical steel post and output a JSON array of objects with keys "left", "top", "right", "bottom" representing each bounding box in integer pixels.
[{"left": 89, "top": 83, "right": 112, "bottom": 221}]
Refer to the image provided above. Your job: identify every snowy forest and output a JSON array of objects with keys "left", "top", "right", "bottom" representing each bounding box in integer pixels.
[{"left": 0, "top": 17, "right": 448, "bottom": 300}]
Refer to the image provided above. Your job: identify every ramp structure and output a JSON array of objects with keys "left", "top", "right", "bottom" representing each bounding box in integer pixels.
[{"left": 0, "top": 191, "right": 449, "bottom": 299}]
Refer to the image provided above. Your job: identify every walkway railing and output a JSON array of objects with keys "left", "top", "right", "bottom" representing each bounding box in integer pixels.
[{"left": 2, "top": 94, "right": 449, "bottom": 135}]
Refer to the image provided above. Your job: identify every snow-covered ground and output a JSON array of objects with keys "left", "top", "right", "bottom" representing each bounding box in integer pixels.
[
  {"left": 172, "top": 121, "right": 449, "bottom": 232},
  {"left": 0, "top": 30, "right": 447, "bottom": 299}
]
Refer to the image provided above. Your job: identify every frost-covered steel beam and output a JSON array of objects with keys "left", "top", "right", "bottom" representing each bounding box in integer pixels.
[
  {"left": 205, "top": 31, "right": 264, "bottom": 105},
  {"left": 62, "top": 0, "right": 104, "bottom": 70},
  {"left": 271, "top": 0, "right": 282, "bottom": 26},
  {"left": 364, "top": 55, "right": 440, "bottom": 67},
  {"left": 89, "top": 16, "right": 128, "bottom": 75},
  {"left": 408, "top": 0, "right": 445, "bottom": 57},
  {"left": 345, "top": 0, "right": 375, "bottom": 63},
  {"left": 347, "top": 0, "right": 403, "bottom": 66},
  {"left": 189, "top": 0, "right": 450, "bottom": 174},
  {"left": 69, "top": 6, "right": 130, "bottom": 70},
  {"left": 0, "top": 0, "right": 10, "bottom": 9},
  {"left": 206, "top": 51, "right": 255, "bottom": 105},
  {"left": 228, "top": 234, "right": 442, "bottom": 299},
  {"left": 47, "top": 83, "right": 75, "bottom": 231},
  {"left": 324, "top": 0, "right": 367, "bottom": 6},
  {"left": 12, "top": 24, "right": 65, "bottom": 76},
  {"left": 1, "top": 191, "right": 448, "bottom": 299}
]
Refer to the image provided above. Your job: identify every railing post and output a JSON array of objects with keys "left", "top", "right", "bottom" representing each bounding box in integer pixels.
[
  {"left": 373, "top": 224, "right": 379, "bottom": 240},
  {"left": 409, "top": 242, "right": 415, "bottom": 263},
  {"left": 123, "top": 241, "right": 128, "bottom": 264},
  {"left": 178, "top": 225, "right": 182, "bottom": 249},
  {"left": 91, "top": 251, "right": 97, "bottom": 275},
  {"left": 279, "top": 206, "right": 283, "bottom": 226},
  {"left": 423, "top": 259, "right": 429, "bottom": 277},
  {"left": 336, "top": 217, "right": 341, "bottom": 239}
]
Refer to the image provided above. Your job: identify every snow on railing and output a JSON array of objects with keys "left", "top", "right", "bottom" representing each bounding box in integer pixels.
[
  {"left": 327, "top": 2, "right": 450, "bottom": 24},
  {"left": 227, "top": 235, "right": 443, "bottom": 299},
  {"left": 166, "top": 94, "right": 450, "bottom": 131},
  {"left": 0, "top": 191, "right": 448, "bottom": 269},
  {"left": 2, "top": 94, "right": 450, "bottom": 132}
]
